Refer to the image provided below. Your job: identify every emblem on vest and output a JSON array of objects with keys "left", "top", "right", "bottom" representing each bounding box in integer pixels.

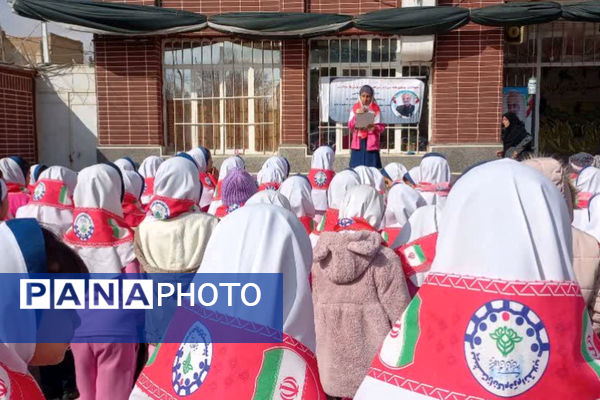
[
  {"left": 313, "top": 171, "right": 328, "bottom": 188},
  {"left": 150, "top": 200, "right": 170, "bottom": 220},
  {"left": 172, "top": 322, "right": 212, "bottom": 396},
  {"left": 32, "top": 182, "right": 46, "bottom": 201},
  {"left": 464, "top": 300, "right": 549, "bottom": 396},
  {"left": 204, "top": 176, "right": 213, "bottom": 186},
  {"left": 73, "top": 213, "right": 95, "bottom": 241},
  {"left": 280, "top": 376, "right": 299, "bottom": 400},
  {"left": 226, "top": 203, "right": 241, "bottom": 214},
  {"left": 0, "top": 365, "right": 10, "bottom": 399},
  {"left": 338, "top": 218, "right": 354, "bottom": 227}
]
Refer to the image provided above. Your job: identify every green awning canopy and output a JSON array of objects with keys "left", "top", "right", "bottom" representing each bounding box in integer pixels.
[
  {"left": 470, "top": 2, "right": 563, "bottom": 26},
  {"left": 354, "top": 7, "right": 470, "bottom": 35},
  {"left": 9, "top": 0, "right": 207, "bottom": 35},
  {"left": 208, "top": 12, "right": 353, "bottom": 39},
  {"left": 562, "top": 1, "right": 600, "bottom": 22},
  {"left": 9, "top": 0, "right": 600, "bottom": 38}
]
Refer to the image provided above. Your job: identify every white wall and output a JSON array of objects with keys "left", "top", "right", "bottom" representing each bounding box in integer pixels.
[{"left": 36, "top": 65, "right": 97, "bottom": 170}]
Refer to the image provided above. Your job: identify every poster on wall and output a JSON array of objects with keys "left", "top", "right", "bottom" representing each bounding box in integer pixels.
[
  {"left": 503, "top": 87, "right": 533, "bottom": 134},
  {"left": 324, "top": 78, "right": 426, "bottom": 125}
]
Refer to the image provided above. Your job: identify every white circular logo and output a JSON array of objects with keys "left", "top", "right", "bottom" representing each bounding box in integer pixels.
[
  {"left": 73, "top": 213, "right": 94, "bottom": 241},
  {"left": 172, "top": 322, "right": 212, "bottom": 396},
  {"left": 32, "top": 182, "right": 46, "bottom": 201},
  {"left": 464, "top": 300, "right": 549, "bottom": 397},
  {"left": 150, "top": 200, "right": 170, "bottom": 220},
  {"left": 313, "top": 171, "right": 328, "bottom": 188}
]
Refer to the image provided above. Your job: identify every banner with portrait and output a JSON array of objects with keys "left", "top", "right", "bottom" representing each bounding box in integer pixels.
[
  {"left": 503, "top": 87, "right": 534, "bottom": 134},
  {"left": 324, "top": 77, "right": 426, "bottom": 125}
]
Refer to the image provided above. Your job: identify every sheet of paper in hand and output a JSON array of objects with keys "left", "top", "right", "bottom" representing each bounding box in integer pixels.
[{"left": 355, "top": 111, "right": 375, "bottom": 129}]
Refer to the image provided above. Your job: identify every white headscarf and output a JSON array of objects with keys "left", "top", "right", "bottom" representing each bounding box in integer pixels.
[
  {"left": 246, "top": 190, "right": 292, "bottom": 211},
  {"left": 208, "top": 156, "right": 246, "bottom": 214},
  {"left": 391, "top": 204, "right": 442, "bottom": 249},
  {"left": 148, "top": 157, "right": 201, "bottom": 218},
  {"left": 16, "top": 166, "right": 78, "bottom": 236},
  {"left": 0, "top": 219, "right": 46, "bottom": 374},
  {"left": 0, "top": 157, "right": 26, "bottom": 186},
  {"left": 139, "top": 156, "right": 163, "bottom": 179},
  {"left": 197, "top": 204, "right": 316, "bottom": 351},
  {"left": 434, "top": 159, "right": 573, "bottom": 280},
  {"left": 327, "top": 170, "right": 360, "bottom": 210},
  {"left": 263, "top": 156, "right": 290, "bottom": 178},
  {"left": 1, "top": 179, "right": 6, "bottom": 202},
  {"left": 354, "top": 166, "right": 375, "bottom": 188},
  {"left": 339, "top": 185, "right": 385, "bottom": 229},
  {"left": 114, "top": 157, "right": 137, "bottom": 172},
  {"left": 122, "top": 170, "right": 144, "bottom": 199},
  {"left": 407, "top": 166, "right": 421, "bottom": 185},
  {"left": 64, "top": 164, "right": 135, "bottom": 273},
  {"left": 382, "top": 162, "right": 408, "bottom": 183},
  {"left": 311, "top": 146, "right": 335, "bottom": 170},
  {"left": 279, "top": 176, "right": 315, "bottom": 219},
  {"left": 369, "top": 167, "right": 387, "bottom": 194},
  {"left": 310, "top": 147, "right": 335, "bottom": 213},
  {"left": 355, "top": 160, "right": 577, "bottom": 400},
  {"left": 256, "top": 166, "right": 285, "bottom": 186},
  {"left": 383, "top": 184, "right": 427, "bottom": 228},
  {"left": 28, "top": 164, "right": 45, "bottom": 187},
  {"left": 419, "top": 154, "right": 450, "bottom": 184},
  {"left": 573, "top": 166, "right": 600, "bottom": 231},
  {"left": 186, "top": 148, "right": 208, "bottom": 172}
]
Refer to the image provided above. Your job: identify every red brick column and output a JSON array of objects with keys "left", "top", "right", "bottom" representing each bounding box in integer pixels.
[
  {"left": 432, "top": 1, "right": 504, "bottom": 144},
  {"left": 281, "top": 41, "right": 308, "bottom": 145},
  {"left": 0, "top": 66, "right": 36, "bottom": 162},
  {"left": 95, "top": 36, "right": 163, "bottom": 146}
]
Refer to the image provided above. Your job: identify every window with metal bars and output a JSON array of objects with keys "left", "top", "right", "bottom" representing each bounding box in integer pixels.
[
  {"left": 163, "top": 39, "right": 281, "bottom": 155},
  {"left": 308, "top": 37, "right": 430, "bottom": 154}
]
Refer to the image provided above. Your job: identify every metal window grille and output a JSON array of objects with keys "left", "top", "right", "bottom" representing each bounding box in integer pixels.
[
  {"left": 163, "top": 39, "right": 281, "bottom": 155},
  {"left": 308, "top": 36, "right": 430, "bottom": 154}
]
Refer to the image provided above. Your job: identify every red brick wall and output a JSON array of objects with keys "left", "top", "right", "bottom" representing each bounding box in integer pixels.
[
  {"left": 432, "top": 0, "right": 504, "bottom": 144},
  {"left": 95, "top": 37, "right": 163, "bottom": 146},
  {"left": 309, "top": 0, "right": 400, "bottom": 14},
  {"left": 0, "top": 66, "right": 36, "bottom": 162}
]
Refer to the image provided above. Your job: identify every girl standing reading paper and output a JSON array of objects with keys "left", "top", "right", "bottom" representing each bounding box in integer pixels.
[{"left": 348, "top": 85, "right": 385, "bottom": 168}]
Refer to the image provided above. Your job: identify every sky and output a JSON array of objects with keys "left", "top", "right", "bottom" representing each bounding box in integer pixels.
[{"left": 0, "top": 0, "right": 93, "bottom": 54}]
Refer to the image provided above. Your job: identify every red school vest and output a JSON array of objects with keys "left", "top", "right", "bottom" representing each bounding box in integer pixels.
[
  {"left": 367, "top": 273, "right": 600, "bottom": 399},
  {"left": 308, "top": 169, "right": 335, "bottom": 190}
]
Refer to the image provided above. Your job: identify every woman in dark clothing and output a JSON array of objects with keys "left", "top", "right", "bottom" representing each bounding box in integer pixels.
[{"left": 498, "top": 112, "right": 533, "bottom": 160}]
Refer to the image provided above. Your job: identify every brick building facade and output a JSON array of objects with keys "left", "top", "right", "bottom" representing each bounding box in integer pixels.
[
  {"left": 95, "top": 0, "right": 505, "bottom": 171},
  {"left": 0, "top": 65, "right": 36, "bottom": 162}
]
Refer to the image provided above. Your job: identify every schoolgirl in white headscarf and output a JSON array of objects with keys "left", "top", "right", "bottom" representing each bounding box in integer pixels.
[
  {"left": 406, "top": 165, "right": 420, "bottom": 186},
  {"left": 187, "top": 147, "right": 218, "bottom": 211},
  {"left": 130, "top": 205, "right": 326, "bottom": 399},
  {"left": 113, "top": 157, "right": 137, "bottom": 172},
  {"left": 121, "top": 170, "right": 146, "bottom": 228},
  {"left": 208, "top": 155, "right": 246, "bottom": 215},
  {"left": 337, "top": 185, "right": 385, "bottom": 233},
  {"left": 354, "top": 159, "right": 600, "bottom": 399},
  {"left": 16, "top": 166, "right": 78, "bottom": 235},
  {"left": 256, "top": 166, "right": 285, "bottom": 191},
  {"left": 0, "top": 156, "right": 30, "bottom": 217},
  {"left": 381, "top": 184, "right": 426, "bottom": 246},
  {"left": 137, "top": 157, "right": 217, "bottom": 273},
  {"left": 138, "top": 156, "right": 163, "bottom": 206},
  {"left": 279, "top": 175, "right": 316, "bottom": 235},
  {"left": 315, "top": 169, "right": 361, "bottom": 234},
  {"left": 27, "top": 164, "right": 47, "bottom": 193},
  {"left": 262, "top": 156, "right": 290, "bottom": 179},
  {"left": 573, "top": 166, "right": 600, "bottom": 231},
  {"left": 381, "top": 162, "right": 408, "bottom": 188},
  {"left": 354, "top": 166, "right": 386, "bottom": 194},
  {"left": 308, "top": 146, "right": 335, "bottom": 214},
  {"left": 63, "top": 163, "right": 136, "bottom": 274},
  {"left": 415, "top": 153, "right": 451, "bottom": 207},
  {"left": 0, "top": 219, "right": 87, "bottom": 399}
]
